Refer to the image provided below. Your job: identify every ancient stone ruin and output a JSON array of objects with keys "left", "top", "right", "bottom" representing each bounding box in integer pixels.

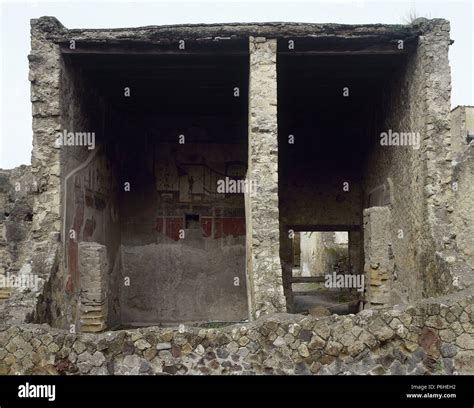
[{"left": 0, "top": 16, "right": 473, "bottom": 375}]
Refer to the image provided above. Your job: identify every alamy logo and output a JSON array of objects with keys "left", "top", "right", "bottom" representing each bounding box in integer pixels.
[
  {"left": 0, "top": 272, "right": 38, "bottom": 291},
  {"left": 325, "top": 272, "right": 365, "bottom": 292},
  {"left": 380, "top": 129, "right": 420, "bottom": 149},
  {"left": 18, "top": 382, "right": 56, "bottom": 402},
  {"left": 216, "top": 177, "right": 257, "bottom": 194},
  {"left": 55, "top": 129, "right": 96, "bottom": 150}
]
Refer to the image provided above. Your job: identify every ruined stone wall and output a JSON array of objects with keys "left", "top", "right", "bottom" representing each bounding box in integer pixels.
[
  {"left": 5, "top": 18, "right": 470, "bottom": 377},
  {"left": 0, "top": 167, "right": 36, "bottom": 322},
  {"left": 300, "top": 232, "right": 325, "bottom": 277},
  {"left": 29, "top": 18, "right": 62, "bottom": 240},
  {"left": 363, "top": 207, "right": 395, "bottom": 307},
  {"left": 362, "top": 19, "right": 456, "bottom": 305},
  {"left": 1, "top": 290, "right": 472, "bottom": 375},
  {"left": 363, "top": 54, "right": 424, "bottom": 305},
  {"left": 451, "top": 145, "right": 474, "bottom": 269},
  {"left": 62, "top": 150, "right": 121, "bottom": 331},
  {"left": 300, "top": 232, "right": 348, "bottom": 277},
  {"left": 61, "top": 147, "right": 121, "bottom": 332},
  {"left": 415, "top": 20, "right": 462, "bottom": 297},
  {"left": 279, "top": 177, "right": 362, "bottom": 228},
  {"left": 450, "top": 106, "right": 473, "bottom": 156},
  {"left": 25, "top": 17, "right": 441, "bottom": 325},
  {"left": 28, "top": 18, "right": 67, "bottom": 329},
  {"left": 34, "top": 39, "right": 123, "bottom": 331},
  {"left": 27, "top": 20, "right": 289, "bottom": 326},
  {"left": 348, "top": 230, "right": 363, "bottom": 275},
  {"left": 0, "top": 167, "right": 35, "bottom": 278},
  {"left": 246, "top": 37, "right": 286, "bottom": 319},
  {"left": 450, "top": 107, "right": 474, "bottom": 270},
  {"left": 362, "top": 21, "right": 472, "bottom": 305}
]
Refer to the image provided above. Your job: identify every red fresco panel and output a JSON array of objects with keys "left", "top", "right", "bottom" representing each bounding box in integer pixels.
[
  {"left": 66, "top": 240, "right": 78, "bottom": 293},
  {"left": 200, "top": 217, "right": 213, "bottom": 238},
  {"left": 213, "top": 217, "right": 245, "bottom": 238},
  {"left": 222, "top": 217, "right": 246, "bottom": 237},
  {"left": 166, "top": 217, "right": 184, "bottom": 241},
  {"left": 214, "top": 218, "right": 223, "bottom": 239},
  {"left": 83, "top": 218, "right": 96, "bottom": 240}
]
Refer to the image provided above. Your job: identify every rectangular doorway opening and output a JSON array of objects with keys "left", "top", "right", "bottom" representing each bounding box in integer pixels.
[{"left": 290, "top": 229, "right": 363, "bottom": 315}]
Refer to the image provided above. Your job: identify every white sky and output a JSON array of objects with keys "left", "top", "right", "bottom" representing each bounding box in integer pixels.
[{"left": 0, "top": 0, "right": 473, "bottom": 169}]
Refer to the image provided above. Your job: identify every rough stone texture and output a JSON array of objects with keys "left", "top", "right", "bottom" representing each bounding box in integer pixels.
[
  {"left": 0, "top": 167, "right": 35, "bottom": 301},
  {"left": 451, "top": 144, "right": 474, "bottom": 271},
  {"left": 29, "top": 17, "right": 62, "bottom": 259},
  {"left": 21, "top": 16, "right": 470, "bottom": 326},
  {"left": 246, "top": 37, "right": 286, "bottom": 319},
  {"left": 78, "top": 242, "right": 108, "bottom": 332},
  {"left": 416, "top": 20, "right": 464, "bottom": 297},
  {"left": 362, "top": 30, "right": 426, "bottom": 305},
  {"left": 363, "top": 207, "right": 394, "bottom": 307},
  {"left": 0, "top": 167, "right": 40, "bottom": 323},
  {"left": 28, "top": 17, "right": 64, "bottom": 329},
  {"left": 32, "top": 17, "right": 421, "bottom": 45},
  {"left": 450, "top": 107, "right": 474, "bottom": 270},
  {"left": 1, "top": 17, "right": 473, "bottom": 376},
  {"left": 450, "top": 106, "right": 474, "bottom": 156},
  {"left": 298, "top": 232, "right": 350, "bottom": 278},
  {"left": 0, "top": 292, "right": 472, "bottom": 375},
  {"left": 360, "top": 19, "right": 473, "bottom": 307}
]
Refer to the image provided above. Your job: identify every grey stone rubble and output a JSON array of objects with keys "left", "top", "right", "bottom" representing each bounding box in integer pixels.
[
  {"left": 0, "top": 16, "right": 473, "bottom": 375},
  {"left": 0, "top": 292, "right": 473, "bottom": 375}
]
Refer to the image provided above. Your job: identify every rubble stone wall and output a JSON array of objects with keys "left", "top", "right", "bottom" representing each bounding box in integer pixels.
[
  {"left": 1, "top": 291, "right": 472, "bottom": 375},
  {"left": 362, "top": 19, "right": 467, "bottom": 306},
  {"left": 0, "top": 166, "right": 35, "bottom": 280},
  {"left": 416, "top": 20, "right": 461, "bottom": 298},
  {"left": 246, "top": 37, "right": 286, "bottom": 319},
  {"left": 450, "top": 107, "right": 474, "bottom": 270},
  {"left": 28, "top": 18, "right": 64, "bottom": 328},
  {"left": 78, "top": 242, "right": 109, "bottom": 333},
  {"left": 363, "top": 207, "right": 394, "bottom": 307},
  {"left": 451, "top": 145, "right": 474, "bottom": 269},
  {"left": 1, "top": 17, "right": 472, "bottom": 376}
]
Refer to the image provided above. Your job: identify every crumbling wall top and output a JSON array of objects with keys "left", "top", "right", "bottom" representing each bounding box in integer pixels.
[{"left": 29, "top": 16, "right": 450, "bottom": 45}]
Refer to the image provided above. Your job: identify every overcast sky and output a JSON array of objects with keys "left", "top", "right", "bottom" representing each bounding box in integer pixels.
[{"left": 0, "top": 0, "right": 472, "bottom": 169}]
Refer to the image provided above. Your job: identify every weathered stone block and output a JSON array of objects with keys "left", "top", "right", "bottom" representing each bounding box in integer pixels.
[{"left": 78, "top": 242, "right": 108, "bottom": 333}]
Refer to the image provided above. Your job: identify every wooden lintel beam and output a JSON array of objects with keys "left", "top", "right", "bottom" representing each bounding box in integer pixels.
[
  {"left": 60, "top": 47, "right": 247, "bottom": 56},
  {"left": 278, "top": 49, "right": 408, "bottom": 56},
  {"left": 290, "top": 276, "right": 326, "bottom": 283},
  {"left": 287, "top": 225, "right": 361, "bottom": 232}
]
